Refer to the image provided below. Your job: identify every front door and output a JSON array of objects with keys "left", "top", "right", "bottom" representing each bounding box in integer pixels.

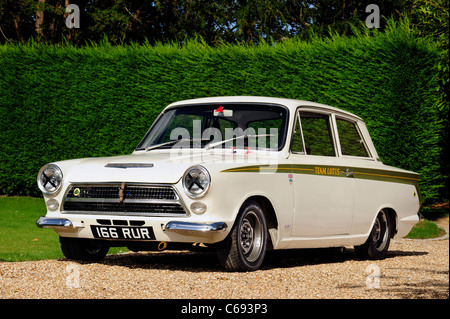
[{"left": 289, "top": 111, "right": 354, "bottom": 237}]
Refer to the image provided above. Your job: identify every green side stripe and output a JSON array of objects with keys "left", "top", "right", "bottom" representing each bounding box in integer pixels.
[
  {"left": 221, "top": 164, "right": 419, "bottom": 183},
  {"left": 221, "top": 164, "right": 421, "bottom": 203}
]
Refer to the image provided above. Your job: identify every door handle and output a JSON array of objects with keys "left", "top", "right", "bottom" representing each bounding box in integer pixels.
[{"left": 341, "top": 168, "right": 354, "bottom": 177}]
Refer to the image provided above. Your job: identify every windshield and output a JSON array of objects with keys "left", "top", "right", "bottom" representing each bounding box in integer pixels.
[{"left": 136, "top": 104, "right": 289, "bottom": 151}]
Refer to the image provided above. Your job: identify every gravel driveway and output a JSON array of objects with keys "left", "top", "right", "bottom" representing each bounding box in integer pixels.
[{"left": 1, "top": 234, "right": 448, "bottom": 300}]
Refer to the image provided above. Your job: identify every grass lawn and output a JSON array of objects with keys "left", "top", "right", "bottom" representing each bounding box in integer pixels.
[
  {"left": 0, "top": 196, "right": 127, "bottom": 262},
  {"left": 405, "top": 219, "right": 446, "bottom": 239},
  {"left": 0, "top": 196, "right": 447, "bottom": 262},
  {"left": 405, "top": 203, "right": 449, "bottom": 239}
]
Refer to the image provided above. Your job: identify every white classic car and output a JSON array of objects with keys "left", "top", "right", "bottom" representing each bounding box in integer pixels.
[{"left": 36, "top": 96, "right": 421, "bottom": 271}]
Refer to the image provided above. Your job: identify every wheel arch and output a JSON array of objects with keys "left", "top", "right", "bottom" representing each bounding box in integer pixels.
[
  {"left": 382, "top": 207, "right": 398, "bottom": 238},
  {"left": 364, "top": 206, "right": 398, "bottom": 240},
  {"left": 241, "top": 195, "right": 279, "bottom": 249}
]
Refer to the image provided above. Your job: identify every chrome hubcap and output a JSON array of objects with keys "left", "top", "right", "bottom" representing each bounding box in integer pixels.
[
  {"left": 241, "top": 220, "right": 254, "bottom": 254},
  {"left": 239, "top": 211, "right": 263, "bottom": 263},
  {"left": 372, "top": 219, "right": 381, "bottom": 242},
  {"left": 372, "top": 211, "right": 388, "bottom": 251}
]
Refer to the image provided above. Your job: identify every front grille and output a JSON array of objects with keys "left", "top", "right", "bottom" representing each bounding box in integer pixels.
[
  {"left": 66, "top": 185, "right": 177, "bottom": 200},
  {"left": 62, "top": 183, "right": 187, "bottom": 217}
]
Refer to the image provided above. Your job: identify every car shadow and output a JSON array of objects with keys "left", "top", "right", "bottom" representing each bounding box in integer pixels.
[
  {"left": 60, "top": 246, "right": 428, "bottom": 272},
  {"left": 261, "top": 248, "right": 428, "bottom": 270}
]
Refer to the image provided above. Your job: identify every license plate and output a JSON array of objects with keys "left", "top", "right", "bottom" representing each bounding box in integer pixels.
[{"left": 91, "top": 225, "right": 155, "bottom": 240}]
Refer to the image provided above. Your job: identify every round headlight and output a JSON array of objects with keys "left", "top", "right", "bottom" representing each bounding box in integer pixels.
[
  {"left": 37, "top": 164, "right": 63, "bottom": 195},
  {"left": 182, "top": 166, "right": 210, "bottom": 198}
]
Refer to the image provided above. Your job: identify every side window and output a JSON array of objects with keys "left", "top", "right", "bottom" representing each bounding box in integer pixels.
[
  {"left": 291, "top": 114, "right": 304, "bottom": 153},
  {"left": 300, "top": 112, "right": 336, "bottom": 156},
  {"left": 336, "top": 118, "right": 370, "bottom": 157}
]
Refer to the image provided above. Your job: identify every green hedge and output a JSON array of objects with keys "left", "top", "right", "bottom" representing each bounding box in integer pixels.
[{"left": 0, "top": 21, "right": 445, "bottom": 203}]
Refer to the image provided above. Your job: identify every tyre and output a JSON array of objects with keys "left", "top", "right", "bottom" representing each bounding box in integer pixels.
[
  {"left": 217, "top": 201, "right": 267, "bottom": 271},
  {"left": 355, "top": 210, "right": 392, "bottom": 260},
  {"left": 60, "top": 236, "right": 109, "bottom": 262}
]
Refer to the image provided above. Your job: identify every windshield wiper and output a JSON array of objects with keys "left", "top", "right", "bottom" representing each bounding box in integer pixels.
[
  {"left": 205, "top": 134, "right": 276, "bottom": 150},
  {"left": 145, "top": 138, "right": 209, "bottom": 152}
]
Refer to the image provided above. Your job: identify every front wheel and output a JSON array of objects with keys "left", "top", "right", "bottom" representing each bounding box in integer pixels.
[
  {"left": 355, "top": 210, "right": 392, "bottom": 260},
  {"left": 60, "top": 237, "right": 109, "bottom": 262},
  {"left": 216, "top": 201, "right": 267, "bottom": 271}
]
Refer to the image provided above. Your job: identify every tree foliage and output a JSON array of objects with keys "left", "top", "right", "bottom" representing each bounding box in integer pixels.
[{"left": 1, "top": 0, "right": 446, "bottom": 45}]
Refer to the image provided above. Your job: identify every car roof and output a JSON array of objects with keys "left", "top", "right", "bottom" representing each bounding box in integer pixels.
[{"left": 165, "top": 96, "right": 363, "bottom": 121}]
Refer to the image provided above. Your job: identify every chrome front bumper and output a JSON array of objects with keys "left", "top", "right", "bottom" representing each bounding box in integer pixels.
[
  {"left": 36, "top": 216, "right": 83, "bottom": 230},
  {"left": 163, "top": 221, "right": 228, "bottom": 235},
  {"left": 36, "top": 216, "right": 228, "bottom": 243},
  {"left": 36, "top": 217, "right": 227, "bottom": 235}
]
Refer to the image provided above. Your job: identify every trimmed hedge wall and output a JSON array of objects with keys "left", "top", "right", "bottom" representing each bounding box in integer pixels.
[{"left": 0, "top": 22, "right": 444, "bottom": 203}]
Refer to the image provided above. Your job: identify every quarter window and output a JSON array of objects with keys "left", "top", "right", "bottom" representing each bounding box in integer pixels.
[
  {"left": 336, "top": 118, "right": 370, "bottom": 157},
  {"left": 299, "top": 112, "right": 336, "bottom": 157},
  {"left": 290, "top": 115, "right": 305, "bottom": 153}
]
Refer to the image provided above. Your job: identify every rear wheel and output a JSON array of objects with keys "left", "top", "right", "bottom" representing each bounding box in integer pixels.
[
  {"left": 217, "top": 201, "right": 267, "bottom": 271},
  {"left": 60, "top": 237, "right": 109, "bottom": 262},
  {"left": 355, "top": 210, "right": 392, "bottom": 260}
]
